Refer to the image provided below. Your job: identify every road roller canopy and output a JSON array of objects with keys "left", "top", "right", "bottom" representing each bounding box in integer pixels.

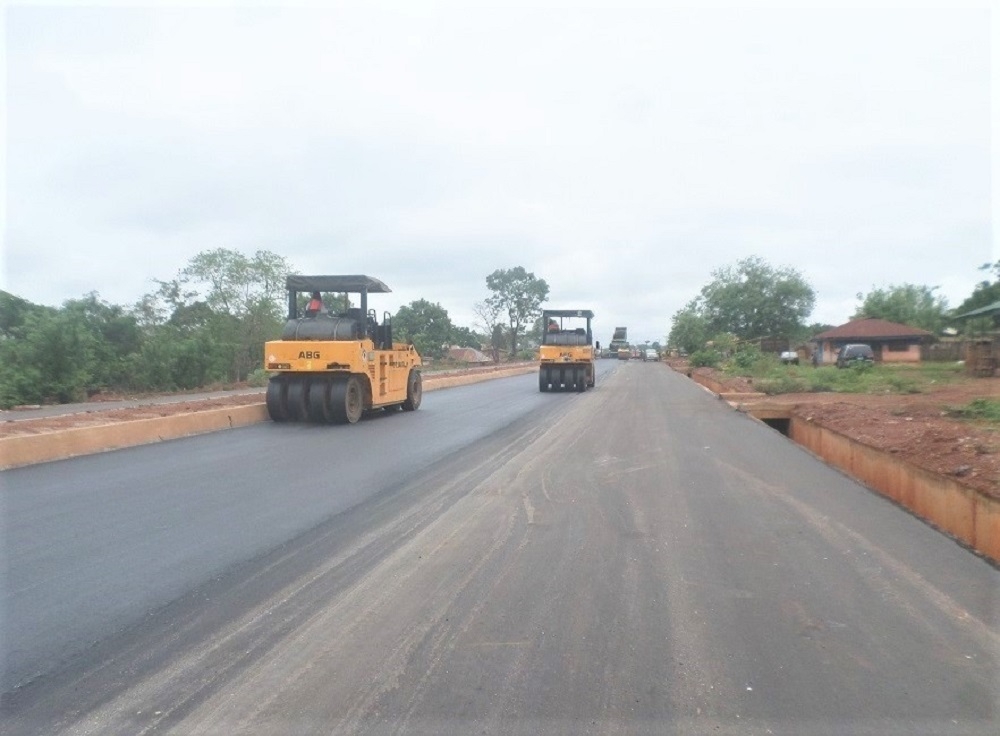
[
  {"left": 543, "top": 309, "right": 594, "bottom": 319},
  {"left": 285, "top": 275, "right": 392, "bottom": 294},
  {"left": 541, "top": 309, "right": 594, "bottom": 346}
]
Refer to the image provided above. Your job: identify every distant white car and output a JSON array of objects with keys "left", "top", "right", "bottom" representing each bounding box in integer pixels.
[
  {"left": 644, "top": 349, "right": 658, "bottom": 362},
  {"left": 780, "top": 350, "right": 799, "bottom": 365}
]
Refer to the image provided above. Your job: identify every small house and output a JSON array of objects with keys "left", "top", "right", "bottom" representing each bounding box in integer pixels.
[{"left": 812, "top": 318, "right": 932, "bottom": 365}]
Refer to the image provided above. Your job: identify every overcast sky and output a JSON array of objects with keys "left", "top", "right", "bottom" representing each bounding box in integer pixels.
[{"left": 3, "top": 1, "right": 996, "bottom": 345}]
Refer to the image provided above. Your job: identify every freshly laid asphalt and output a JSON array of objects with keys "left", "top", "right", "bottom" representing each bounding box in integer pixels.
[{"left": 2, "top": 360, "right": 998, "bottom": 735}]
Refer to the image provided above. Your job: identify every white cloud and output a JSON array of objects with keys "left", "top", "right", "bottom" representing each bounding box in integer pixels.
[{"left": 2, "top": 3, "right": 994, "bottom": 343}]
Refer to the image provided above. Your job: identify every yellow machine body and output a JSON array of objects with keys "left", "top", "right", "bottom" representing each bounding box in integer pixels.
[
  {"left": 538, "top": 343, "right": 595, "bottom": 368},
  {"left": 264, "top": 275, "right": 423, "bottom": 424},
  {"left": 538, "top": 309, "right": 596, "bottom": 392},
  {"left": 265, "top": 338, "right": 420, "bottom": 406}
]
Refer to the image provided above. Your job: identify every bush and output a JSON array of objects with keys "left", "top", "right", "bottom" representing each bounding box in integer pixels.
[
  {"left": 731, "top": 345, "right": 764, "bottom": 371},
  {"left": 689, "top": 349, "right": 721, "bottom": 368},
  {"left": 848, "top": 360, "right": 874, "bottom": 374},
  {"left": 882, "top": 373, "right": 920, "bottom": 394},
  {"left": 755, "top": 373, "right": 808, "bottom": 395},
  {"left": 718, "top": 355, "right": 964, "bottom": 397},
  {"left": 949, "top": 398, "right": 1000, "bottom": 424},
  {"left": 246, "top": 368, "right": 271, "bottom": 387},
  {"left": 803, "top": 367, "right": 839, "bottom": 392}
]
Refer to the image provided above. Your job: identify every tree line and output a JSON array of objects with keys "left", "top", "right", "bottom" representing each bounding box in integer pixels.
[
  {"left": 0, "top": 250, "right": 551, "bottom": 408},
  {"left": 5, "top": 246, "right": 993, "bottom": 407},
  {"left": 666, "top": 256, "right": 1000, "bottom": 356}
]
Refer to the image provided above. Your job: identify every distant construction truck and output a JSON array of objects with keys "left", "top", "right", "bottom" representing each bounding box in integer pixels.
[
  {"left": 608, "top": 326, "right": 628, "bottom": 358},
  {"left": 539, "top": 309, "right": 596, "bottom": 392}
]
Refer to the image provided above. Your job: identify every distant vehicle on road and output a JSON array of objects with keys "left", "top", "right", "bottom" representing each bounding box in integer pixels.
[
  {"left": 644, "top": 349, "right": 658, "bottom": 362},
  {"left": 608, "top": 327, "right": 628, "bottom": 357}
]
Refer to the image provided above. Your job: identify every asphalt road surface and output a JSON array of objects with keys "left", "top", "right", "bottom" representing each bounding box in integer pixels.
[{"left": 2, "top": 360, "right": 998, "bottom": 735}]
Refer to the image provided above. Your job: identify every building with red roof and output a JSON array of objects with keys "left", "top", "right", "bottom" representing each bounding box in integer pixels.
[{"left": 812, "top": 318, "right": 933, "bottom": 366}]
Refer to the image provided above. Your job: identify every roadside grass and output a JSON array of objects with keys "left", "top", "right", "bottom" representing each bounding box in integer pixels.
[
  {"left": 946, "top": 398, "right": 1000, "bottom": 428},
  {"left": 722, "top": 356, "right": 967, "bottom": 396}
]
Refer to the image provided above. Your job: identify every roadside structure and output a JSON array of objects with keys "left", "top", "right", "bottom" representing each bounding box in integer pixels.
[
  {"left": 954, "top": 300, "right": 1000, "bottom": 326},
  {"left": 952, "top": 301, "right": 1000, "bottom": 376},
  {"left": 812, "top": 318, "right": 933, "bottom": 365}
]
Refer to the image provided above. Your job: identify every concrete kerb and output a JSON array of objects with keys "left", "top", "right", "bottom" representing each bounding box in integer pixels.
[{"left": 0, "top": 364, "right": 538, "bottom": 470}]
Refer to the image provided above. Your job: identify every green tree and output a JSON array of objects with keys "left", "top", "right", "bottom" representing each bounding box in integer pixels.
[
  {"left": 0, "top": 294, "right": 56, "bottom": 406},
  {"left": 0, "top": 290, "right": 52, "bottom": 337},
  {"left": 708, "top": 332, "right": 739, "bottom": 355},
  {"left": 126, "top": 326, "right": 217, "bottom": 391},
  {"left": 0, "top": 291, "right": 147, "bottom": 405},
  {"left": 393, "top": 299, "right": 454, "bottom": 359},
  {"left": 526, "top": 315, "right": 548, "bottom": 349},
  {"left": 667, "top": 301, "right": 710, "bottom": 354},
  {"left": 490, "top": 325, "right": 506, "bottom": 362},
  {"left": 449, "top": 325, "right": 481, "bottom": 349},
  {"left": 178, "top": 248, "right": 292, "bottom": 380},
  {"left": 853, "top": 283, "right": 948, "bottom": 333},
  {"left": 803, "top": 322, "right": 835, "bottom": 340},
  {"left": 61, "top": 292, "right": 142, "bottom": 391},
  {"left": 125, "top": 279, "right": 233, "bottom": 391},
  {"left": 473, "top": 299, "right": 505, "bottom": 362},
  {"left": 0, "top": 310, "right": 95, "bottom": 404},
  {"left": 484, "top": 267, "right": 549, "bottom": 360},
  {"left": 698, "top": 256, "right": 815, "bottom": 340},
  {"left": 180, "top": 249, "right": 289, "bottom": 315},
  {"left": 131, "top": 281, "right": 223, "bottom": 387}
]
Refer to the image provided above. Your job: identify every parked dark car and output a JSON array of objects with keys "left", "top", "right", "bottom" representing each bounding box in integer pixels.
[{"left": 835, "top": 343, "right": 875, "bottom": 368}]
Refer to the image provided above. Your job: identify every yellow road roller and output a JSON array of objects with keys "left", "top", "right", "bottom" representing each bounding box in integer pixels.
[
  {"left": 538, "top": 309, "right": 596, "bottom": 392},
  {"left": 264, "top": 275, "right": 422, "bottom": 423}
]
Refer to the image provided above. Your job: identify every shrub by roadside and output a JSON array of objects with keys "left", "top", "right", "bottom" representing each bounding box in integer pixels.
[
  {"left": 722, "top": 358, "right": 964, "bottom": 397},
  {"left": 947, "top": 398, "right": 1000, "bottom": 426}
]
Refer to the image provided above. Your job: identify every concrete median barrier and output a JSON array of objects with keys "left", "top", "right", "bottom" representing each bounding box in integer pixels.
[
  {"left": 0, "top": 364, "right": 537, "bottom": 470},
  {"left": 1, "top": 405, "right": 270, "bottom": 470}
]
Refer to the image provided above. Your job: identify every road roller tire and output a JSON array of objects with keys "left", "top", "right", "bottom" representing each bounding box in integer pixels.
[
  {"left": 266, "top": 377, "right": 289, "bottom": 422},
  {"left": 285, "top": 376, "right": 309, "bottom": 421},
  {"left": 403, "top": 369, "right": 422, "bottom": 411},
  {"left": 307, "top": 377, "right": 331, "bottom": 423},
  {"left": 576, "top": 367, "right": 586, "bottom": 392},
  {"left": 330, "top": 375, "right": 364, "bottom": 424},
  {"left": 539, "top": 367, "right": 548, "bottom": 392}
]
